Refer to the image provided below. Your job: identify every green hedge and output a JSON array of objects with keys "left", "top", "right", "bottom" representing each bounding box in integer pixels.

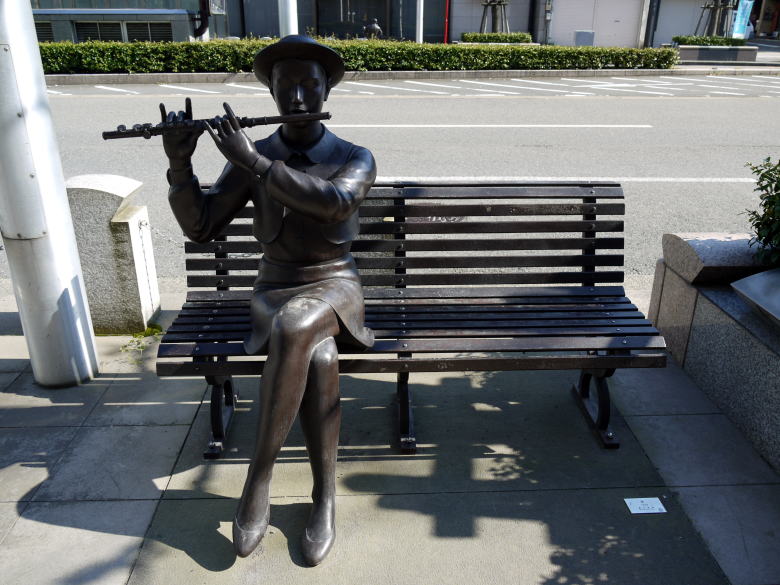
[
  {"left": 461, "top": 32, "right": 533, "bottom": 43},
  {"left": 672, "top": 35, "right": 746, "bottom": 46},
  {"left": 39, "top": 39, "right": 678, "bottom": 74}
]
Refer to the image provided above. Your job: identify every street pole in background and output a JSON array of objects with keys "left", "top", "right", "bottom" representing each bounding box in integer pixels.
[
  {"left": 416, "top": 0, "right": 424, "bottom": 42},
  {"left": 0, "top": 2, "right": 99, "bottom": 386},
  {"left": 279, "top": 0, "right": 299, "bottom": 37}
]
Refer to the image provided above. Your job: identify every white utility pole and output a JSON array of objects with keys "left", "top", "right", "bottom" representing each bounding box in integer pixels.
[
  {"left": 0, "top": 2, "right": 99, "bottom": 386},
  {"left": 416, "top": 0, "right": 425, "bottom": 42},
  {"left": 279, "top": 0, "right": 299, "bottom": 37}
]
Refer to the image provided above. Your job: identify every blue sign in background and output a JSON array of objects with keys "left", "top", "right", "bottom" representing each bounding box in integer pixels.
[{"left": 733, "top": 0, "right": 754, "bottom": 39}]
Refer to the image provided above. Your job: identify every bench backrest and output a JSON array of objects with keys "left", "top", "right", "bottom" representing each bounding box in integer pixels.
[{"left": 183, "top": 182, "right": 625, "bottom": 290}]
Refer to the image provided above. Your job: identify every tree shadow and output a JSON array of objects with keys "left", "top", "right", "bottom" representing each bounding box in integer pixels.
[{"left": 0, "top": 364, "right": 728, "bottom": 584}]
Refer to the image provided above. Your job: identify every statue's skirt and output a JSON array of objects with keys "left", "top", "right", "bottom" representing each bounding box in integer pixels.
[{"left": 244, "top": 254, "right": 375, "bottom": 355}]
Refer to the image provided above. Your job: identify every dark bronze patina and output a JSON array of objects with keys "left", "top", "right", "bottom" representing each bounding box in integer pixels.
[{"left": 159, "top": 35, "right": 376, "bottom": 566}]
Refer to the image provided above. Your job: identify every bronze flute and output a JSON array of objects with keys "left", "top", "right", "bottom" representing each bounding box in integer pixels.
[{"left": 102, "top": 111, "right": 331, "bottom": 140}]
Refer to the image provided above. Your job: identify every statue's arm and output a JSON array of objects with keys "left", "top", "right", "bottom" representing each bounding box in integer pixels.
[
  {"left": 167, "top": 162, "right": 251, "bottom": 244},
  {"left": 265, "top": 147, "right": 377, "bottom": 223}
]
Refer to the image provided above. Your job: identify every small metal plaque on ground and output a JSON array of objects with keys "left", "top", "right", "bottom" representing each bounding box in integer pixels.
[{"left": 624, "top": 497, "right": 667, "bottom": 514}]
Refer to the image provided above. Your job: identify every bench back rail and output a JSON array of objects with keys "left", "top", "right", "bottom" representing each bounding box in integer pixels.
[{"left": 158, "top": 182, "right": 665, "bottom": 378}]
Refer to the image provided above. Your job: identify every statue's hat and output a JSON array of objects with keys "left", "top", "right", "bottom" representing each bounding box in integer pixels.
[{"left": 253, "top": 35, "right": 345, "bottom": 89}]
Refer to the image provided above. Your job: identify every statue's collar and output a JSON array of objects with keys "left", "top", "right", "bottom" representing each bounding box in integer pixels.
[{"left": 266, "top": 125, "right": 335, "bottom": 164}]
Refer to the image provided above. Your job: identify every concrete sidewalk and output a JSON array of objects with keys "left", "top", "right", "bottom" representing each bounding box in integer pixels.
[{"left": 0, "top": 289, "right": 778, "bottom": 585}]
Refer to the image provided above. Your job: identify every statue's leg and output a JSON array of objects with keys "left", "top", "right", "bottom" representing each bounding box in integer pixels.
[
  {"left": 233, "top": 298, "right": 339, "bottom": 557},
  {"left": 299, "top": 336, "right": 340, "bottom": 565}
]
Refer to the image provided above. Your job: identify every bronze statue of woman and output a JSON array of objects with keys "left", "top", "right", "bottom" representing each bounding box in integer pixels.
[{"left": 160, "top": 35, "right": 376, "bottom": 565}]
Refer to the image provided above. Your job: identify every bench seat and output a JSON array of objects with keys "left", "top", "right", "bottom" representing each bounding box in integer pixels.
[{"left": 157, "top": 181, "right": 666, "bottom": 456}]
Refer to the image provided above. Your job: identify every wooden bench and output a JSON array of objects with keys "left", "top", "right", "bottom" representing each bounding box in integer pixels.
[{"left": 156, "top": 181, "right": 667, "bottom": 458}]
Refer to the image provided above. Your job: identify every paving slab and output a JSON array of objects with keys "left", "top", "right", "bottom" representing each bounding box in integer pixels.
[
  {"left": 611, "top": 362, "right": 719, "bottom": 416},
  {"left": 674, "top": 484, "right": 780, "bottom": 585},
  {"left": 0, "top": 427, "right": 77, "bottom": 502},
  {"left": 0, "top": 500, "right": 157, "bottom": 585},
  {"left": 626, "top": 414, "right": 780, "bottom": 487},
  {"left": 85, "top": 374, "right": 206, "bottom": 426},
  {"left": 0, "top": 335, "right": 30, "bottom": 373},
  {"left": 0, "top": 372, "right": 112, "bottom": 428},
  {"left": 0, "top": 502, "right": 21, "bottom": 543},
  {"left": 33, "top": 425, "right": 189, "bottom": 501},
  {"left": 129, "top": 489, "right": 727, "bottom": 585},
  {"left": 0, "top": 372, "right": 19, "bottom": 391},
  {"left": 166, "top": 371, "right": 662, "bottom": 500}
]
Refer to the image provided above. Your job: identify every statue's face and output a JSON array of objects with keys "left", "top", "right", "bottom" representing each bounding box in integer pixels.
[{"left": 271, "top": 59, "right": 329, "bottom": 116}]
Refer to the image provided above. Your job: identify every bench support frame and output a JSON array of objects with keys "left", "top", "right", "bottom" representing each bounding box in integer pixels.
[
  {"left": 204, "top": 373, "right": 239, "bottom": 459},
  {"left": 572, "top": 367, "right": 619, "bottom": 449}
]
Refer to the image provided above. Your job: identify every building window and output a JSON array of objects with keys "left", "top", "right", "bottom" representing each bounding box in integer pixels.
[
  {"left": 75, "top": 22, "right": 123, "bottom": 42},
  {"left": 126, "top": 22, "right": 174, "bottom": 42},
  {"left": 34, "top": 22, "right": 54, "bottom": 42}
]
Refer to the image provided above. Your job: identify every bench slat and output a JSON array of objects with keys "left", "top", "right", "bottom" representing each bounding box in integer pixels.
[
  {"left": 162, "top": 324, "right": 660, "bottom": 343},
  {"left": 184, "top": 237, "right": 626, "bottom": 254},
  {"left": 157, "top": 334, "right": 665, "bottom": 358},
  {"left": 157, "top": 353, "right": 663, "bottom": 377},
  {"left": 184, "top": 285, "right": 628, "bottom": 302},
  {"left": 185, "top": 254, "right": 625, "bottom": 272},
  {"left": 187, "top": 271, "right": 626, "bottom": 288},
  {"left": 219, "top": 220, "right": 624, "bottom": 237},
  {"left": 357, "top": 203, "right": 626, "bottom": 217}
]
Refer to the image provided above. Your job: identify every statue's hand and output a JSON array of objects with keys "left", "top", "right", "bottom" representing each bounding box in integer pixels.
[
  {"left": 159, "top": 97, "right": 202, "bottom": 164},
  {"left": 205, "top": 103, "right": 267, "bottom": 173}
]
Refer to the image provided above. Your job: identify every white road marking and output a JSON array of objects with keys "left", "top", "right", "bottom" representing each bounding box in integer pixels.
[
  {"left": 225, "top": 83, "right": 268, "bottom": 93},
  {"left": 331, "top": 87, "right": 352, "bottom": 92},
  {"left": 586, "top": 86, "right": 675, "bottom": 96},
  {"left": 510, "top": 78, "right": 573, "bottom": 86},
  {"left": 751, "top": 75, "right": 780, "bottom": 82},
  {"left": 768, "top": 90, "right": 780, "bottom": 94},
  {"left": 696, "top": 84, "right": 743, "bottom": 90},
  {"left": 329, "top": 124, "right": 652, "bottom": 128},
  {"left": 710, "top": 91, "right": 745, "bottom": 96},
  {"left": 460, "top": 79, "right": 593, "bottom": 95},
  {"left": 159, "top": 84, "right": 221, "bottom": 94},
  {"left": 359, "top": 91, "right": 375, "bottom": 95},
  {"left": 404, "top": 80, "right": 463, "bottom": 89},
  {"left": 377, "top": 175, "right": 755, "bottom": 183},
  {"left": 345, "top": 81, "right": 448, "bottom": 94},
  {"left": 705, "top": 75, "right": 780, "bottom": 87},
  {"left": 46, "top": 89, "right": 71, "bottom": 95},
  {"left": 611, "top": 77, "right": 692, "bottom": 85},
  {"left": 94, "top": 85, "right": 139, "bottom": 94}
]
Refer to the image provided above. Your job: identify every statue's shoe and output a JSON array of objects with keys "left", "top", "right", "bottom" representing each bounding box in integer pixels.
[
  {"left": 301, "top": 522, "right": 335, "bottom": 567},
  {"left": 232, "top": 503, "right": 270, "bottom": 558}
]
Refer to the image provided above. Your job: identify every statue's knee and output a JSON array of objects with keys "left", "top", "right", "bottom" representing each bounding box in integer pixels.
[
  {"left": 270, "top": 299, "right": 320, "bottom": 345},
  {"left": 311, "top": 337, "right": 338, "bottom": 369}
]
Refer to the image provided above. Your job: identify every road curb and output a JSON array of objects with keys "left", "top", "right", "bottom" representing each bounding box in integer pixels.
[{"left": 45, "top": 66, "right": 780, "bottom": 86}]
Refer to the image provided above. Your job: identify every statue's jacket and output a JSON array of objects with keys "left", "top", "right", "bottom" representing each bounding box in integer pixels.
[{"left": 168, "top": 126, "right": 376, "bottom": 354}]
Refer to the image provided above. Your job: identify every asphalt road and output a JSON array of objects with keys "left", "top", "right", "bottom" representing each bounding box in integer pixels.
[{"left": 3, "top": 73, "right": 777, "bottom": 297}]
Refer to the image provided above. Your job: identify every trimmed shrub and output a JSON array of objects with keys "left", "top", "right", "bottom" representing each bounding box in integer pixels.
[
  {"left": 672, "top": 35, "right": 746, "bottom": 46},
  {"left": 461, "top": 32, "right": 533, "bottom": 43},
  {"left": 39, "top": 39, "right": 678, "bottom": 74},
  {"left": 745, "top": 157, "right": 780, "bottom": 266}
]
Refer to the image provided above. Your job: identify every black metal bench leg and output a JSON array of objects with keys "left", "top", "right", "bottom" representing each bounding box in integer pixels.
[
  {"left": 397, "top": 371, "right": 416, "bottom": 454},
  {"left": 203, "top": 375, "right": 239, "bottom": 459},
  {"left": 572, "top": 369, "right": 619, "bottom": 449}
]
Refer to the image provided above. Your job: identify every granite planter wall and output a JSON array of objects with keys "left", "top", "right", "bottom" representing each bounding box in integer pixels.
[
  {"left": 677, "top": 45, "right": 758, "bottom": 62},
  {"left": 649, "top": 234, "right": 780, "bottom": 472}
]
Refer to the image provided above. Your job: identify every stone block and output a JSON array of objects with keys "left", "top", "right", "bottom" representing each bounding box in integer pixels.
[
  {"left": 647, "top": 257, "right": 665, "bottom": 323},
  {"left": 684, "top": 293, "right": 780, "bottom": 471},
  {"left": 66, "top": 175, "right": 160, "bottom": 334},
  {"left": 654, "top": 266, "right": 699, "bottom": 364},
  {"left": 731, "top": 267, "right": 780, "bottom": 329},
  {"left": 661, "top": 233, "right": 763, "bottom": 285}
]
